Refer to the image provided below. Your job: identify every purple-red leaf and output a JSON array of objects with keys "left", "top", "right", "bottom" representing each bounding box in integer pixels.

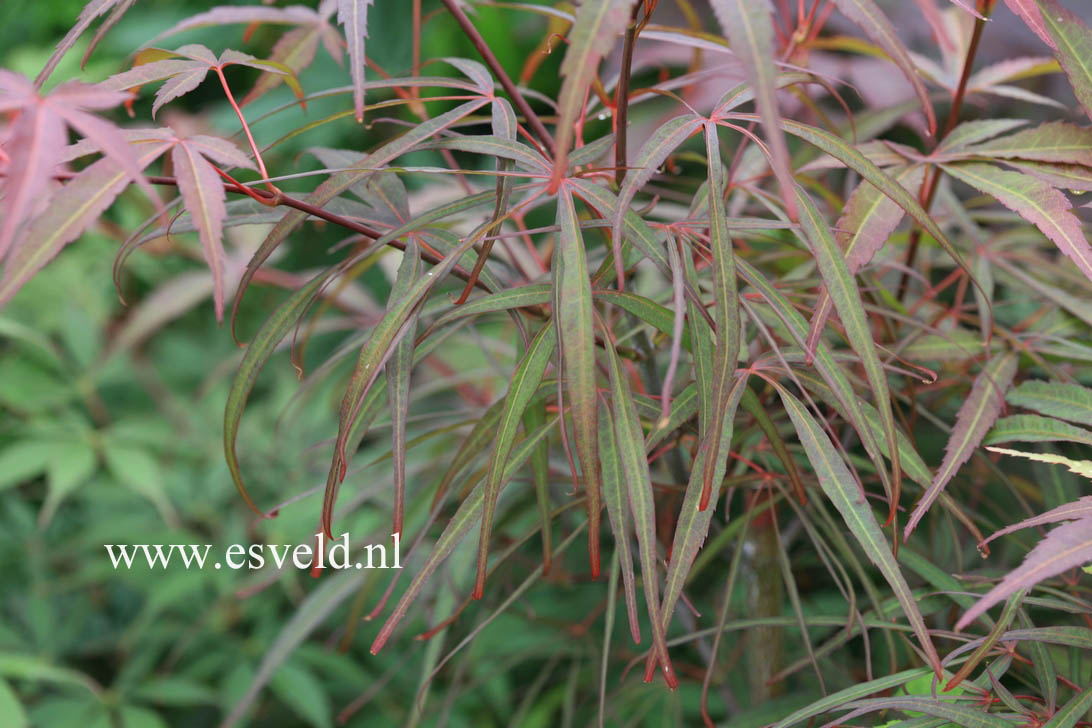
[
  {"left": 905, "top": 352, "right": 1017, "bottom": 539},
  {"left": 0, "top": 133, "right": 171, "bottom": 306},
  {"left": 957, "top": 513, "right": 1092, "bottom": 631},
  {"left": 168, "top": 134, "right": 254, "bottom": 322},
  {"left": 942, "top": 162, "right": 1092, "bottom": 285},
  {"left": 1008, "top": 0, "right": 1056, "bottom": 50},
  {"left": 0, "top": 73, "right": 147, "bottom": 262}
]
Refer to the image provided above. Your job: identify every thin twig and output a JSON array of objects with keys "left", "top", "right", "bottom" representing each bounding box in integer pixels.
[
  {"left": 37, "top": 170, "right": 500, "bottom": 296},
  {"left": 439, "top": 0, "right": 555, "bottom": 156},
  {"left": 896, "top": 7, "right": 989, "bottom": 302}
]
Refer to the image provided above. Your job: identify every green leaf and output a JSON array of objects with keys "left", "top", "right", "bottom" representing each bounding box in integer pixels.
[
  {"left": 959, "top": 121, "right": 1092, "bottom": 166},
  {"left": 232, "top": 98, "right": 489, "bottom": 336},
  {"left": 1006, "top": 380, "right": 1092, "bottom": 427},
  {"left": 796, "top": 187, "right": 901, "bottom": 519},
  {"left": 225, "top": 269, "right": 336, "bottom": 517},
  {"left": 597, "top": 403, "right": 640, "bottom": 644},
  {"left": 387, "top": 242, "right": 421, "bottom": 536},
  {"left": 652, "top": 376, "right": 749, "bottom": 682},
  {"left": 602, "top": 337, "right": 677, "bottom": 688},
  {"left": 475, "top": 321, "right": 555, "bottom": 598},
  {"left": 710, "top": 0, "right": 797, "bottom": 218},
  {"left": 837, "top": 697, "right": 1018, "bottom": 727},
  {"left": 808, "top": 165, "right": 925, "bottom": 355},
  {"left": 40, "top": 438, "right": 97, "bottom": 526},
  {"left": 223, "top": 569, "right": 366, "bottom": 727},
  {"left": 103, "top": 442, "right": 175, "bottom": 524},
  {"left": 326, "top": 221, "right": 488, "bottom": 534},
  {"left": 1039, "top": 0, "right": 1092, "bottom": 121},
  {"left": 0, "top": 678, "right": 26, "bottom": 728},
  {"left": 985, "top": 414, "right": 1092, "bottom": 448},
  {"left": 0, "top": 439, "right": 54, "bottom": 491},
  {"left": 771, "top": 667, "right": 934, "bottom": 728},
  {"left": 371, "top": 416, "right": 558, "bottom": 654},
  {"left": 552, "top": 0, "right": 632, "bottom": 182},
  {"left": 776, "top": 385, "right": 942, "bottom": 677},
  {"left": 905, "top": 352, "right": 1017, "bottom": 539},
  {"left": 554, "top": 185, "right": 602, "bottom": 576},
  {"left": 0, "top": 654, "right": 98, "bottom": 694},
  {"left": 269, "top": 661, "right": 331, "bottom": 728},
  {"left": 696, "top": 122, "right": 743, "bottom": 510},
  {"left": 1042, "top": 684, "right": 1092, "bottom": 728}
]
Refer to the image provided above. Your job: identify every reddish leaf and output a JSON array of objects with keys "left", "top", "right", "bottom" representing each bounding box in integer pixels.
[
  {"left": 1006, "top": 0, "right": 1056, "bottom": 50},
  {"left": 905, "top": 352, "right": 1018, "bottom": 539},
  {"left": 957, "top": 514, "right": 1092, "bottom": 631},
  {"left": 0, "top": 72, "right": 148, "bottom": 262},
  {"left": 169, "top": 134, "right": 256, "bottom": 322},
  {"left": 942, "top": 162, "right": 1092, "bottom": 285},
  {"left": 0, "top": 133, "right": 171, "bottom": 306}
]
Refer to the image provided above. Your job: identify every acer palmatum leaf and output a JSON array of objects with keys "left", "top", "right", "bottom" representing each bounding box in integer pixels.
[
  {"left": 0, "top": 71, "right": 154, "bottom": 262},
  {"left": 168, "top": 134, "right": 256, "bottom": 322},
  {"left": 0, "top": 135, "right": 172, "bottom": 308},
  {"left": 337, "top": 0, "right": 375, "bottom": 123},
  {"left": 35, "top": 0, "right": 132, "bottom": 89},
  {"left": 101, "top": 45, "right": 302, "bottom": 118},
  {"left": 957, "top": 516, "right": 1092, "bottom": 630}
]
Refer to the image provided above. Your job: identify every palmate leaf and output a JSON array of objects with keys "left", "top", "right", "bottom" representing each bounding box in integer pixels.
[
  {"left": 955, "top": 451, "right": 1092, "bottom": 631},
  {"left": 337, "top": 0, "right": 375, "bottom": 122},
  {"left": 710, "top": 0, "right": 798, "bottom": 219},
  {"left": 168, "top": 134, "right": 256, "bottom": 321},
  {"left": 0, "top": 72, "right": 153, "bottom": 263},
  {"left": 1039, "top": 0, "right": 1092, "bottom": 121},
  {"left": 554, "top": 185, "right": 602, "bottom": 577},
  {"left": 941, "top": 162, "right": 1092, "bottom": 285},
  {"left": 0, "top": 132, "right": 172, "bottom": 306},
  {"left": 143, "top": 0, "right": 344, "bottom": 99},
  {"left": 550, "top": 0, "right": 631, "bottom": 189},
  {"left": 101, "top": 44, "right": 303, "bottom": 116},
  {"left": 905, "top": 352, "right": 1017, "bottom": 539}
]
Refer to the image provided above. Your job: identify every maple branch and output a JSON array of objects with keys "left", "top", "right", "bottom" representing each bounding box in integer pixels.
[
  {"left": 34, "top": 170, "right": 499, "bottom": 297},
  {"left": 614, "top": 2, "right": 643, "bottom": 187},
  {"left": 439, "top": 0, "right": 555, "bottom": 156},
  {"left": 896, "top": 6, "right": 990, "bottom": 303}
]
